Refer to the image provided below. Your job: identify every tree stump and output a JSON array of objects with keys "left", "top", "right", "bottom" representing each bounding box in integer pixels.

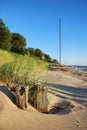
[
  {"left": 15, "top": 85, "right": 28, "bottom": 109},
  {"left": 36, "top": 86, "right": 48, "bottom": 113},
  {"left": 29, "top": 85, "right": 48, "bottom": 113}
]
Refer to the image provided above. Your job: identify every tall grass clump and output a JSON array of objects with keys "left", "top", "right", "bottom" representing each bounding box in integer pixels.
[
  {"left": 0, "top": 49, "right": 14, "bottom": 67},
  {"left": 0, "top": 61, "right": 30, "bottom": 85}
]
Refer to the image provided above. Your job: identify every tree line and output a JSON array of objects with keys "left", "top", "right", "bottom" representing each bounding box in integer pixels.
[{"left": 0, "top": 18, "right": 58, "bottom": 63}]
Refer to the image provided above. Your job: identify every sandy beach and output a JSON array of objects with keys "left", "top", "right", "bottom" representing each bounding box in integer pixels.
[{"left": 0, "top": 69, "right": 87, "bottom": 130}]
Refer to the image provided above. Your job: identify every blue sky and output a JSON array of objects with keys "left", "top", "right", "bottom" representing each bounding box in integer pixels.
[{"left": 0, "top": 0, "right": 87, "bottom": 65}]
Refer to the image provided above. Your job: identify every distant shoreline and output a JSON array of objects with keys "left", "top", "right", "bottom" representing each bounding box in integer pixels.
[{"left": 70, "top": 65, "right": 87, "bottom": 72}]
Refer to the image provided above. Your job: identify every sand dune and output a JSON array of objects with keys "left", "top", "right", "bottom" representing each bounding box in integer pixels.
[{"left": 0, "top": 70, "right": 87, "bottom": 130}]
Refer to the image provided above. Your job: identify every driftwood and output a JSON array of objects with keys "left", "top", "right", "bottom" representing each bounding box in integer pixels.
[{"left": 15, "top": 85, "right": 28, "bottom": 109}]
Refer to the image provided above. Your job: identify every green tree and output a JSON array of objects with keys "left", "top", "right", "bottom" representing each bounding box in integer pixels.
[
  {"left": 44, "top": 54, "right": 52, "bottom": 62},
  {"left": 0, "top": 19, "right": 5, "bottom": 27},
  {"left": 35, "top": 48, "right": 44, "bottom": 59},
  {"left": 0, "top": 26, "right": 12, "bottom": 51},
  {"left": 0, "top": 18, "right": 12, "bottom": 51},
  {"left": 26, "top": 47, "right": 35, "bottom": 56},
  {"left": 11, "top": 33, "right": 26, "bottom": 54},
  {"left": 52, "top": 59, "right": 59, "bottom": 64}
]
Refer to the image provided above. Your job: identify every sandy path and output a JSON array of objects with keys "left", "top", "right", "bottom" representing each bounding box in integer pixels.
[{"left": 0, "top": 70, "right": 87, "bottom": 130}]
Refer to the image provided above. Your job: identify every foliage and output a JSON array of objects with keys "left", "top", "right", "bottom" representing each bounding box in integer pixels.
[
  {"left": 0, "top": 19, "right": 5, "bottom": 27},
  {"left": 11, "top": 33, "right": 26, "bottom": 54},
  {"left": 52, "top": 59, "right": 59, "bottom": 64},
  {"left": 26, "top": 47, "right": 35, "bottom": 56},
  {"left": 44, "top": 54, "right": 52, "bottom": 63},
  {"left": 0, "top": 26, "right": 12, "bottom": 51},
  {"left": 35, "top": 48, "right": 44, "bottom": 58}
]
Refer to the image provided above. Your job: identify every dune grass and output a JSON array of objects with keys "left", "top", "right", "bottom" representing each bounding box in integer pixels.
[
  {"left": 0, "top": 49, "right": 14, "bottom": 67},
  {"left": 0, "top": 49, "right": 47, "bottom": 86}
]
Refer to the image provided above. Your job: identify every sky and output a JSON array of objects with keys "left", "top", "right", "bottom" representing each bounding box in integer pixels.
[{"left": 0, "top": 0, "right": 87, "bottom": 65}]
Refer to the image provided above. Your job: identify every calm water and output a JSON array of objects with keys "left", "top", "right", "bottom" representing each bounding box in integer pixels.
[{"left": 72, "top": 65, "right": 87, "bottom": 72}]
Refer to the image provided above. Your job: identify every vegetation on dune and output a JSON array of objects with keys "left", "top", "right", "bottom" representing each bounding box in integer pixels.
[
  {"left": 0, "top": 49, "right": 14, "bottom": 67},
  {"left": 0, "top": 49, "right": 47, "bottom": 85}
]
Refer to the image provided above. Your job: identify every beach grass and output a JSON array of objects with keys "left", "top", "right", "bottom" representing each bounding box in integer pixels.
[{"left": 0, "top": 49, "right": 47, "bottom": 86}]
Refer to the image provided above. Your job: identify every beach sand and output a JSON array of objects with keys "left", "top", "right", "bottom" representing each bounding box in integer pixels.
[{"left": 0, "top": 70, "right": 87, "bottom": 130}]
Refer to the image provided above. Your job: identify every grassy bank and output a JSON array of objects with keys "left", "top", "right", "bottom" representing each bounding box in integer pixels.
[{"left": 0, "top": 49, "right": 48, "bottom": 85}]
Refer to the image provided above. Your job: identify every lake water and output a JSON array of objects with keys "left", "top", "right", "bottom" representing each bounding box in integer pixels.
[{"left": 71, "top": 65, "right": 87, "bottom": 72}]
